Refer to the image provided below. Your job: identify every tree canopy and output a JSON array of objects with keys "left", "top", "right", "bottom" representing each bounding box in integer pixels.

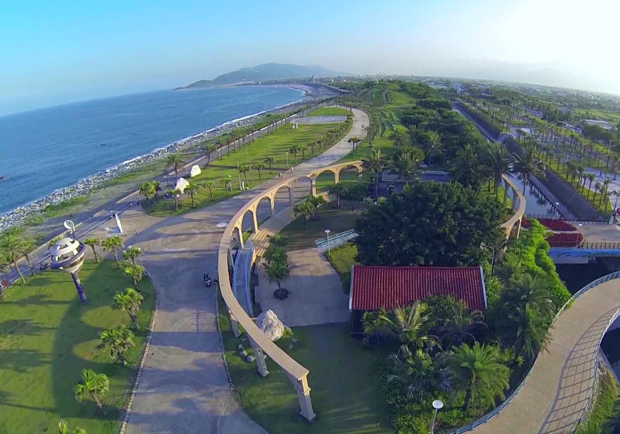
[{"left": 354, "top": 181, "right": 503, "bottom": 266}]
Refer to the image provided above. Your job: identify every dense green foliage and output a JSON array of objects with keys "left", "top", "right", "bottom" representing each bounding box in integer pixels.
[
  {"left": 577, "top": 370, "right": 620, "bottom": 434},
  {"left": 355, "top": 181, "right": 503, "bottom": 266}
]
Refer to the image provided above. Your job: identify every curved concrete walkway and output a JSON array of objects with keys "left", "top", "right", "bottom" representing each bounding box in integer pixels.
[
  {"left": 121, "top": 107, "right": 368, "bottom": 433},
  {"left": 469, "top": 276, "right": 620, "bottom": 434}
]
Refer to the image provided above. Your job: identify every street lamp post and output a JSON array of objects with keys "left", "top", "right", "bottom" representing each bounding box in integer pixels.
[
  {"left": 325, "top": 229, "right": 331, "bottom": 255},
  {"left": 481, "top": 243, "right": 496, "bottom": 277},
  {"left": 430, "top": 399, "right": 444, "bottom": 434}
]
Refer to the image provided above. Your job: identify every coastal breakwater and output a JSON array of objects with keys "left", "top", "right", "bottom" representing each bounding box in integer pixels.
[
  {"left": 453, "top": 101, "right": 604, "bottom": 221},
  {"left": 0, "top": 96, "right": 329, "bottom": 232}
]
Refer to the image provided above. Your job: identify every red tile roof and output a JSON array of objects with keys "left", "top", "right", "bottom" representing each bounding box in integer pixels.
[{"left": 350, "top": 265, "right": 486, "bottom": 311}]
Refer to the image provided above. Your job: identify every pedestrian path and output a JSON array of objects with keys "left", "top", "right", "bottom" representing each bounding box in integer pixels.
[{"left": 467, "top": 275, "right": 620, "bottom": 434}]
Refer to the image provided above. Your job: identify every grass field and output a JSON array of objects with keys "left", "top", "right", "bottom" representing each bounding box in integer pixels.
[
  {"left": 279, "top": 199, "right": 365, "bottom": 251},
  {"left": 326, "top": 243, "right": 359, "bottom": 293},
  {"left": 0, "top": 260, "right": 155, "bottom": 434},
  {"left": 218, "top": 293, "right": 391, "bottom": 434},
  {"left": 143, "top": 119, "right": 350, "bottom": 217},
  {"left": 307, "top": 107, "right": 351, "bottom": 117}
]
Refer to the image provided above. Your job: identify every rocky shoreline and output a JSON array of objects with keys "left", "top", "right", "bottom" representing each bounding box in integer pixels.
[{"left": 0, "top": 90, "right": 331, "bottom": 231}]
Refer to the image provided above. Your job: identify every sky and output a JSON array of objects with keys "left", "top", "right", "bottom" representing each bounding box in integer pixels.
[{"left": 1, "top": 0, "right": 619, "bottom": 115}]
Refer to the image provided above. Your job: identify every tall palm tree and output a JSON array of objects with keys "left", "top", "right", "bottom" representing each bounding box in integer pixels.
[
  {"left": 585, "top": 173, "right": 596, "bottom": 198},
  {"left": 601, "top": 177, "right": 612, "bottom": 210},
  {"left": 440, "top": 305, "right": 487, "bottom": 348},
  {"left": 102, "top": 236, "right": 123, "bottom": 268},
  {"left": 166, "top": 153, "right": 186, "bottom": 180},
  {"left": 513, "top": 146, "right": 545, "bottom": 189},
  {"left": 169, "top": 188, "right": 181, "bottom": 211},
  {"left": 264, "top": 156, "right": 276, "bottom": 173},
  {"left": 391, "top": 130, "right": 410, "bottom": 150},
  {"left": 450, "top": 144, "right": 483, "bottom": 188},
  {"left": 20, "top": 237, "right": 38, "bottom": 277},
  {"left": 366, "top": 302, "right": 436, "bottom": 351},
  {"left": 447, "top": 342, "right": 510, "bottom": 411},
  {"left": 221, "top": 176, "right": 233, "bottom": 195},
  {"left": 139, "top": 182, "right": 155, "bottom": 204},
  {"left": 84, "top": 238, "right": 101, "bottom": 263},
  {"left": 238, "top": 165, "right": 250, "bottom": 187},
  {"left": 289, "top": 145, "right": 301, "bottom": 163},
  {"left": 251, "top": 163, "right": 266, "bottom": 180},
  {"left": 387, "top": 346, "right": 437, "bottom": 403},
  {"left": 498, "top": 304, "right": 551, "bottom": 364},
  {"left": 122, "top": 246, "right": 142, "bottom": 265},
  {"left": 485, "top": 142, "right": 513, "bottom": 197},
  {"left": 203, "top": 143, "right": 217, "bottom": 168},
  {"left": 503, "top": 274, "right": 555, "bottom": 319},
  {"left": 204, "top": 180, "right": 215, "bottom": 201},
  {"left": 362, "top": 149, "right": 385, "bottom": 198},
  {"left": 113, "top": 288, "right": 144, "bottom": 328},
  {"left": 98, "top": 326, "right": 135, "bottom": 365},
  {"left": 0, "top": 231, "right": 26, "bottom": 283},
  {"left": 124, "top": 264, "right": 145, "bottom": 290},
  {"left": 75, "top": 369, "right": 109, "bottom": 415},
  {"left": 426, "top": 130, "right": 442, "bottom": 166},
  {"left": 393, "top": 148, "right": 424, "bottom": 184},
  {"left": 185, "top": 182, "right": 199, "bottom": 208}
]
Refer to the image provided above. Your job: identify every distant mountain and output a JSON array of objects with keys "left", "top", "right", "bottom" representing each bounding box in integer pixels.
[{"left": 179, "top": 63, "right": 350, "bottom": 89}]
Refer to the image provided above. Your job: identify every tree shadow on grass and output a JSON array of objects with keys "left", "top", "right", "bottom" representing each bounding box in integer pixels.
[
  {"left": 1, "top": 293, "right": 70, "bottom": 307},
  {"left": 0, "top": 319, "right": 54, "bottom": 337},
  {"left": 0, "top": 349, "right": 49, "bottom": 372}
]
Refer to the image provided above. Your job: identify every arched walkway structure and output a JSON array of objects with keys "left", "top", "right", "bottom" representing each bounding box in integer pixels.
[
  {"left": 500, "top": 174, "right": 526, "bottom": 239},
  {"left": 217, "top": 160, "right": 364, "bottom": 422}
]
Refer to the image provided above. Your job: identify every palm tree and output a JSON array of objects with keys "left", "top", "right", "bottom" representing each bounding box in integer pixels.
[
  {"left": 238, "top": 165, "right": 250, "bottom": 187},
  {"left": 122, "top": 246, "right": 142, "bottom": 265},
  {"left": 387, "top": 346, "right": 437, "bottom": 403},
  {"left": 485, "top": 142, "right": 513, "bottom": 197},
  {"left": 513, "top": 146, "right": 545, "bottom": 189},
  {"left": 185, "top": 182, "right": 199, "bottom": 208},
  {"left": 57, "top": 419, "right": 86, "bottom": 434},
  {"left": 169, "top": 188, "right": 181, "bottom": 211},
  {"left": 84, "top": 238, "right": 101, "bottom": 263},
  {"left": 203, "top": 143, "right": 217, "bottom": 167},
  {"left": 269, "top": 234, "right": 289, "bottom": 248},
  {"left": 264, "top": 256, "right": 289, "bottom": 291},
  {"left": 450, "top": 144, "right": 484, "bottom": 188},
  {"left": 139, "top": 182, "right": 155, "bottom": 204},
  {"left": 75, "top": 369, "right": 109, "bottom": 415},
  {"left": 0, "top": 231, "right": 26, "bottom": 283},
  {"left": 124, "top": 264, "right": 145, "bottom": 290},
  {"left": 392, "top": 130, "right": 410, "bottom": 150},
  {"left": 329, "top": 183, "right": 347, "bottom": 208},
  {"left": 307, "top": 195, "right": 326, "bottom": 219},
  {"left": 166, "top": 153, "right": 186, "bottom": 180},
  {"left": 441, "top": 305, "right": 487, "bottom": 348},
  {"left": 251, "top": 163, "right": 266, "bottom": 180},
  {"left": 498, "top": 304, "right": 551, "bottom": 364},
  {"left": 393, "top": 148, "right": 424, "bottom": 184},
  {"left": 293, "top": 200, "right": 315, "bottom": 229},
  {"left": 365, "top": 302, "right": 436, "bottom": 351},
  {"left": 585, "top": 173, "right": 596, "bottom": 198},
  {"left": 151, "top": 180, "right": 161, "bottom": 200},
  {"left": 447, "top": 342, "right": 510, "bottom": 411},
  {"left": 221, "top": 176, "right": 233, "bottom": 195},
  {"left": 362, "top": 149, "right": 385, "bottom": 198},
  {"left": 20, "top": 236, "right": 38, "bottom": 277},
  {"left": 425, "top": 130, "right": 442, "bottom": 166},
  {"left": 204, "top": 180, "right": 215, "bottom": 200},
  {"left": 113, "top": 288, "right": 144, "bottom": 328},
  {"left": 503, "top": 274, "right": 555, "bottom": 319},
  {"left": 601, "top": 177, "right": 612, "bottom": 210},
  {"left": 300, "top": 145, "right": 308, "bottom": 160},
  {"left": 102, "top": 236, "right": 123, "bottom": 268},
  {"left": 289, "top": 145, "right": 301, "bottom": 163},
  {"left": 264, "top": 156, "right": 276, "bottom": 173},
  {"left": 99, "top": 326, "right": 135, "bottom": 365}
]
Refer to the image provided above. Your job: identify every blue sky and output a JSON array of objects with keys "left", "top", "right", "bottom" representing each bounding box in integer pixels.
[{"left": 1, "top": 0, "right": 618, "bottom": 115}]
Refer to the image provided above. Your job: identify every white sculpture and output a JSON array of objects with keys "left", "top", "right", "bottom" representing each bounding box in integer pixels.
[
  {"left": 190, "top": 165, "right": 201, "bottom": 178},
  {"left": 256, "top": 310, "right": 285, "bottom": 342},
  {"left": 174, "top": 177, "right": 190, "bottom": 194}
]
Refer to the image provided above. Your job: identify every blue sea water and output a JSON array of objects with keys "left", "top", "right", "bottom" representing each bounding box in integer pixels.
[{"left": 0, "top": 86, "right": 304, "bottom": 215}]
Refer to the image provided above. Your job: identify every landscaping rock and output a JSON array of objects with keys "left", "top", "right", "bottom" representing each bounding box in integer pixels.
[
  {"left": 246, "top": 355, "right": 256, "bottom": 363},
  {"left": 237, "top": 344, "right": 244, "bottom": 350},
  {"left": 256, "top": 309, "right": 285, "bottom": 342}
]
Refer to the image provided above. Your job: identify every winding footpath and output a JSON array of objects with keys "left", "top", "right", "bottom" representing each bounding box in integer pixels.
[
  {"left": 119, "top": 108, "right": 368, "bottom": 433},
  {"left": 468, "top": 276, "right": 620, "bottom": 434}
]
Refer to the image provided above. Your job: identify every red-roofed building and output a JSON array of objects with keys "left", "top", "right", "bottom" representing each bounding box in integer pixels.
[{"left": 349, "top": 265, "right": 487, "bottom": 314}]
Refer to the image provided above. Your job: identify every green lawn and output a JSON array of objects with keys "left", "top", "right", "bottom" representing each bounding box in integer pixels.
[
  {"left": 279, "top": 199, "right": 365, "bottom": 251},
  {"left": 218, "top": 293, "right": 391, "bottom": 434},
  {"left": 143, "top": 120, "right": 351, "bottom": 217},
  {"left": 307, "top": 107, "right": 351, "bottom": 117},
  {"left": 0, "top": 260, "right": 155, "bottom": 434}
]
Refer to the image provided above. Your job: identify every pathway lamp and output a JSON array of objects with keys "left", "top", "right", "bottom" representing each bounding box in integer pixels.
[
  {"left": 325, "top": 229, "right": 331, "bottom": 255},
  {"left": 430, "top": 399, "right": 444, "bottom": 434}
]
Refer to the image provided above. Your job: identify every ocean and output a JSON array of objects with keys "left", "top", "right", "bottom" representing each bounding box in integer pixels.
[{"left": 0, "top": 86, "right": 304, "bottom": 216}]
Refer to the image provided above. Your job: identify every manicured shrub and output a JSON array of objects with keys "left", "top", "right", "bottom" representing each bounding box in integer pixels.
[
  {"left": 538, "top": 219, "right": 577, "bottom": 232},
  {"left": 546, "top": 232, "right": 583, "bottom": 247},
  {"left": 341, "top": 183, "right": 368, "bottom": 201}
]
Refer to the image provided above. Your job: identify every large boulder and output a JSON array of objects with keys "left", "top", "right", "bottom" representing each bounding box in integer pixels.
[
  {"left": 256, "top": 310, "right": 285, "bottom": 342},
  {"left": 174, "top": 177, "right": 190, "bottom": 194},
  {"left": 190, "top": 165, "right": 201, "bottom": 178}
]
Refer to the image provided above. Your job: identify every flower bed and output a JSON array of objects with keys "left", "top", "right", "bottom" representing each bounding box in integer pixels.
[
  {"left": 546, "top": 232, "right": 584, "bottom": 247},
  {"left": 538, "top": 219, "right": 576, "bottom": 232},
  {"left": 521, "top": 216, "right": 532, "bottom": 228}
]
